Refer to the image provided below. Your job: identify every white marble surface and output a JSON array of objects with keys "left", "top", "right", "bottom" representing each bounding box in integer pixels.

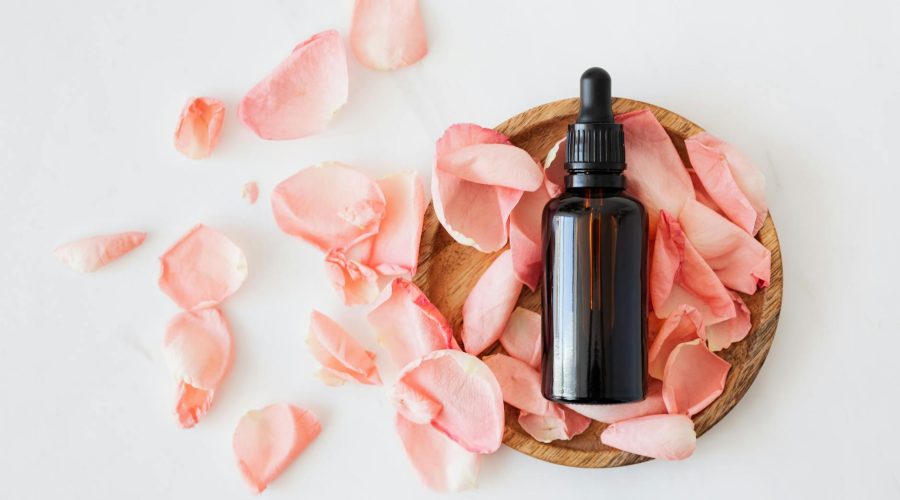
[{"left": 1, "top": 1, "right": 898, "bottom": 498}]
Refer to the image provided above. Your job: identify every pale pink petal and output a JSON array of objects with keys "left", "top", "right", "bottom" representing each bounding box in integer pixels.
[
  {"left": 239, "top": 30, "right": 348, "bottom": 140},
  {"left": 663, "top": 339, "right": 731, "bottom": 416},
  {"left": 350, "top": 0, "right": 428, "bottom": 71},
  {"left": 600, "top": 414, "right": 696, "bottom": 460},
  {"left": 706, "top": 291, "right": 752, "bottom": 351},
  {"left": 158, "top": 224, "right": 247, "bottom": 310},
  {"left": 391, "top": 382, "right": 442, "bottom": 424},
  {"left": 462, "top": 250, "right": 522, "bottom": 356},
  {"left": 689, "top": 168, "right": 722, "bottom": 213},
  {"left": 323, "top": 249, "right": 380, "bottom": 306},
  {"left": 517, "top": 406, "right": 591, "bottom": 443},
  {"left": 679, "top": 199, "right": 771, "bottom": 294},
  {"left": 393, "top": 350, "right": 504, "bottom": 454},
  {"left": 498, "top": 307, "right": 542, "bottom": 369},
  {"left": 271, "top": 162, "right": 386, "bottom": 252},
  {"left": 567, "top": 379, "right": 666, "bottom": 424},
  {"left": 162, "top": 308, "right": 233, "bottom": 428},
  {"left": 616, "top": 109, "right": 695, "bottom": 236},
  {"left": 439, "top": 144, "right": 544, "bottom": 191},
  {"left": 367, "top": 172, "right": 426, "bottom": 275},
  {"left": 307, "top": 310, "right": 382, "bottom": 385},
  {"left": 232, "top": 404, "right": 321, "bottom": 493},
  {"left": 241, "top": 182, "right": 259, "bottom": 204},
  {"left": 367, "top": 278, "right": 457, "bottom": 369},
  {"left": 395, "top": 414, "right": 480, "bottom": 492},
  {"left": 509, "top": 182, "right": 551, "bottom": 290},
  {"left": 482, "top": 354, "right": 554, "bottom": 416},
  {"left": 648, "top": 305, "right": 704, "bottom": 380},
  {"left": 54, "top": 231, "right": 146, "bottom": 272},
  {"left": 542, "top": 137, "right": 566, "bottom": 197},
  {"left": 174, "top": 97, "right": 225, "bottom": 159}
]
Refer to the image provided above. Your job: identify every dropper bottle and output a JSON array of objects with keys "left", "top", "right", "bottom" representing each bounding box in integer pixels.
[{"left": 540, "top": 67, "right": 648, "bottom": 404}]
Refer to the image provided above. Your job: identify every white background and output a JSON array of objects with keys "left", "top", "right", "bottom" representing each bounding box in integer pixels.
[{"left": 1, "top": 1, "right": 898, "bottom": 498}]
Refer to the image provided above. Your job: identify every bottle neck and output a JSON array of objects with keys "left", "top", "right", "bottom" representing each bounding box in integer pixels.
[{"left": 565, "top": 171, "right": 625, "bottom": 191}]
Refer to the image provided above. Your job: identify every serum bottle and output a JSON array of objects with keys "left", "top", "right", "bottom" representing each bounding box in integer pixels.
[{"left": 541, "top": 68, "right": 648, "bottom": 404}]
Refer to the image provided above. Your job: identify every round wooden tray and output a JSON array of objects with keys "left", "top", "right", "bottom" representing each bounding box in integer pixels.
[{"left": 414, "top": 97, "right": 783, "bottom": 468}]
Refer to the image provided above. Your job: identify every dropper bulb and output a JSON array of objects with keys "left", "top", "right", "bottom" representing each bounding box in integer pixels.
[{"left": 577, "top": 67, "right": 614, "bottom": 124}]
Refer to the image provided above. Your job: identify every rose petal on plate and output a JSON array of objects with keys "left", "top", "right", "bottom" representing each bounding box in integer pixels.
[
  {"left": 462, "top": 250, "right": 522, "bottom": 356},
  {"left": 651, "top": 210, "right": 735, "bottom": 324},
  {"left": 647, "top": 305, "right": 704, "bottom": 380},
  {"left": 323, "top": 249, "right": 380, "bottom": 306},
  {"left": 686, "top": 132, "right": 767, "bottom": 235},
  {"left": 350, "top": 0, "right": 428, "bottom": 71},
  {"left": 162, "top": 308, "right": 233, "bottom": 428},
  {"left": 615, "top": 109, "right": 695, "bottom": 236},
  {"left": 509, "top": 182, "right": 551, "bottom": 290},
  {"left": 239, "top": 30, "right": 348, "bottom": 140},
  {"left": 54, "top": 231, "right": 146, "bottom": 272},
  {"left": 395, "top": 413, "right": 480, "bottom": 492},
  {"left": 482, "top": 354, "right": 554, "bottom": 416},
  {"left": 600, "top": 414, "right": 696, "bottom": 460},
  {"left": 158, "top": 224, "right": 247, "bottom": 310},
  {"left": 174, "top": 97, "right": 225, "bottom": 159},
  {"left": 706, "top": 291, "right": 752, "bottom": 351},
  {"left": 662, "top": 339, "right": 731, "bottom": 416},
  {"left": 272, "top": 162, "right": 386, "bottom": 252},
  {"left": 542, "top": 137, "right": 566, "bottom": 197},
  {"left": 393, "top": 350, "right": 504, "bottom": 454},
  {"left": 367, "top": 172, "right": 426, "bottom": 275},
  {"left": 498, "top": 307, "right": 541, "bottom": 369},
  {"left": 679, "top": 199, "right": 771, "bottom": 294},
  {"left": 307, "top": 310, "right": 382, "bottom": 385},
  {"left": 367, "top": 278, "right": 457, "bottom": 369},
  {"left": 241, "top": 182, "right": 259, "bottom": 204},
  {"left": 517, "top": 405, "right": 591, "bottom": 443},
  {"left": 439, "top": 144, "right": 544, "bottom": 191},
  {"left": 566, "top": 379, "right": 666, "bottom": 424},
  {"left": 232, "top": 404, "right": 321, "bottom": 493}
]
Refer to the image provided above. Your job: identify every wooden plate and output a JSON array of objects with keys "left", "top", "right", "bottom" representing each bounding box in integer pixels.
[{"left": 414, "top": 97, "right": 783, "bottom": 468}]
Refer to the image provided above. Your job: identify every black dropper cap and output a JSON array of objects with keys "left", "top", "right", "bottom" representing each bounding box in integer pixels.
[{"left": 565, "top": 67, "right": 625, "bottom": 173}]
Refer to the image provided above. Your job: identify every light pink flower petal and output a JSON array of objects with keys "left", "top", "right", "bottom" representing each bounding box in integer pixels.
[
  {"left": 517, "top": 406, "right": 591, "bottom": 443},
  {"left": 350, "top": 0, "right": 428, "bottom": 71},
  {"left": 663, "top": 339, "right": 731, "bottom": 416},
  {"left": 239, "top": 30, "right": 348, "bottom": 140},
  {"left": 368, "top": 172, "right": 426, "bottom": 275},
  {"left": 174, "top": 97, "right": 225, "bottom": 159},
  {"left": 232, "top": 404, "right": 321, "bottom": 493},
  {"left": 395, "top": 414, "right": 480, "bottom": 492},
  {"left": 393, "top": 350, "right": 505, "bottom": 454},
  {"left": 509, "top": 182, "right": 551, "bottom": 290},
  {"left": 307, "top": 310, "right": 381, "bottom": 385},
  {"left": 241, "top": 182, "right": 259, "bottom": 204},
  {"left": 173, "top": 382, "right": 216, "bottom": 429},
  {"left": 679, "top": 199, "right": 771, "bottom": 294},
  {"left": 391, "top": 381, "right": 443, "bottom": 424},
  {"left": 367, "top": 278, "right": 457, "bottom": 369},
  {"left": 600, "top": 414, "right": 696, "bottom": 460},
  {"left": 158, "top": 224, "right": 247, "bottom": 310},
  {"left": 462, "top": 250, "right": 522, "bottom": 356},
  {"left": 542, "top": 137, "right": 566, "bottom": 197},
  {"left": 648, "top": 305, "right": 704, "bottom": 380},
  {"left": 498, "top": 307, "right": 542, "bottom": 369},
  {"left": 566, "top": 379, "right": 666, "bottom": 424},
  {"left": 483, "top": 354, "right": 554, "bottom": 416},
  {"left": 439, "top": 144, "right": 544, "bottom": 192},
  {"left": 54, "top": 231, "right": 146, "bottom": 272},
  {"left": 706, "top": 291, "right": 752, "bottom": 351},
  {"left": 272, "top": 162, "right": 386, "bottom": 252},
  {"left": 323, "top": 249, "right": 380, "bottom": 306},
  {"left": 615, "top": 109, "right": 695, "bottom": 236}
]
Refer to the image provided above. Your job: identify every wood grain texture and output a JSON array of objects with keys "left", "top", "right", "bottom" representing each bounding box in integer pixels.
[{"left": 414, "top": 97, "right": 783, "bottom": 468}]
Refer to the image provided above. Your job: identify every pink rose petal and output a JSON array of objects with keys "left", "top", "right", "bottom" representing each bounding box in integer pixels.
[
  {"left": 566, "top": 379, "right": 666, "bottom": 424},
  {"left": 391, "top": 380, "right": 442, "bottom": 424},
  {"left": 395, "top": 414, "right": 480, "bottom": 492},
  {"left": 307, "top": 310, "right": 382, "bottom": 385},
  {"left": 542, "top": 137, "right": 566, "bottom": 197},
  {"left": 239, "top": 30, "right": 348, "bottom": 140},
  {"left": 54, "top": 231, "right": 146, "bottom": 272},
  {"left": 462, "top": 249, "right": 522, "bottom": 356},
  {"left": 517, "top": 406, "right": 591, "bottom": 443},
  {"left": 158, "top": 224, "right": 247, "bottom": 310},
  {"left": 241, "top": 182, "right": 259, "bottom": 204},
  {"left": 272, "top": 163, "right": 386, "bottom": 252},
  {"left": 350, "top": 0, "right": 428, "bottom": 71},
  {"left": 662, "top": 339, "right": 731, "bottom": 416},
  {"left": 600, "top": 414, "right": 696, "bottom": 460},
  {"left": 648, "top": 305, "right": 704, "bottom": 380},
  {"left": 439, "top": 144, "right": 544, "bottom": 191},
  {"left": 232, "top": 403, "right": 321, "bottom": 493},
  {"left": 174, "top": 97, "right": 225, "bottom": 159},
  {"left": 323, "top": 249, "right": 380, "bottom": 306},
  {"left": 482, "top": 354, "right": 554, "bottom": 416},
  {"left": 367, "top": 172, "right": 426, "bottom": 275},
  {"left": 706, "top": 291, "right": 752, "bottom": 351},
  {"left": 498, "top": 307, "right": 542, "bottom": 369},
  {"left": 509, "top": 181, "right": 551, "bottom": 290}
]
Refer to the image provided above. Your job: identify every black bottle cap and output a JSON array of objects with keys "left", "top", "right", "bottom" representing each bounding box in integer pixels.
[{"left": 565, "top": 67, "right": 626, "bottom": 173}]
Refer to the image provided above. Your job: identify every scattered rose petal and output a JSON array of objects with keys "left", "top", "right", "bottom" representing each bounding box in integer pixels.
[
  {"left": 367, "top": 278, "right": 457, "bottom": 369},
  {"left": 391, "top": 381, "right": 442, "bottom": 424},
  {"left": 542, "top": 137, "right": 566, "bottom": 197},
  {"left": 482, "top": 354, "right": 554, "bottom": 416},
  {"left": 232, "top": 403, "right": 321, "bottom": 493},
  {"left": 323, "top": 249, "right": 380, "bottom": 306},
  {"left": 174, "top": 97, "right": 225, "bottom": 159},
  {"left": 509, "top": 180, "right": 551, "bottom": 290},
  {"left": 648, "top": 305, "right": 704, "bottom": 380},
  {"left": 438, "top": 144, "right": 544, "bottom": 191},
  {"left": 54, "top": 231, "right": 146, "bottom": 272},
  {"left": 663, "top": 339, "right": 731, "bottom": 416},
  {"left": 600, "top": 414, "right": 696, "bottom": 460},
  {"left": 162, "top": 308, "right": 233, "bottom": 428},
  {"left": 241, "top": 182, "right": 259, "bottom": 204},
  {"left": 706, "top": 291, "right": 752, "bottom": 351},
  {"left": 567, "top": 379, "right": 666, "bottom": 424},
  {"left": 239, "top": 30, "right": 348, "bottom": 140},
  {"left": 395, "top": 414, "right": 480, "bottom": 492},
  {"left": 517, "top": 406, "right": 591, "bottom": 443},
  {"left": 462, "top": 250, "right": 522, "bottom": 356},
  {"left": 367, "top": 172, "right": 426, "bottom": 275},
  {"left": 272, "top": 163, "right": 386, "bottom": 252},
  {"left": 158, "top": 224, "right": 247, "bottom": 310},
  {"left": 498, "top": 307, "right": 542, "bottom": 369},
  {"left": 307, "top": 310, "right": 382, "bottom": 385},
  {"left": 350, "top": 0, "right": 428, "bottom": 71}
]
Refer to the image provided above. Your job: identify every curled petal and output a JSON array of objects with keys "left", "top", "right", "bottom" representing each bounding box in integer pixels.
[
  {"left": 648, "top": 305, "right": 704, "bottom": 380},
  {"left": 232, "top": 404, "right": 321, "bottom": 493},
  {"left": 158, "top": 224, "right": 247, "bottom": 310},
  {"left": 173, "top": 382, "right": 215, "bottom": 429},
  {"left": 498, "top": 307, "right": 542, "bottom": 369},
  {"left": 241, "top": 182, "right": 259, "bottom": 204},
  {"left": 368, "top": 172, "right": 426, "bottom": 275},
  {"left": 174, "top": 97, "right": 225, "bottom": 159},
  {"left": 439, "top": 144, "right": 543, "bottom": 191},
  {"left": 542, "top": 137, "right": 566, "bottom": 197},
  {"left": 350, "top": 0, "right": 428, "bottom": 71},
  {"left": 462, "top": 250, "right": 522, "bottom": 356},
  {"left": 54, "top": 231, "right": 146, "bottom": 272},
  {"left": 482, "top": 354, "right": 554, "bottom": 416},
  {"left": 272, "top": 163, "right": 386, "bottom": 252},
  {"left": 567, "top": 379, "right": 666, "bottom": 424},
  {"left": 663, "top": 339, "right": 731, "bottom": 416},
  {"left": 307, "top": 310, "right": 382, "bottom": 385},
  {"left": 600, "top": 414, "right": 696, "bottom": 460},
  {"left": 324, "top": 249, "right": 380, "bottom": 306},
  {"left": 509, "top": 182, "right": 551, "bottom": 290},
  {"left": 395, "top": 414, "right": 480, "bottom": 492},
  {"left": 518, "top": 406, "right": 591, "bottom": 443},
  {"left": 706, "top": 291, "right": 752, "bottom": 351},
  {"left": 391, "top": 382, "right": 442, "bottom": 424},
  {"left": 239, "top": 30, "right": 348, "bottom": 140}
]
